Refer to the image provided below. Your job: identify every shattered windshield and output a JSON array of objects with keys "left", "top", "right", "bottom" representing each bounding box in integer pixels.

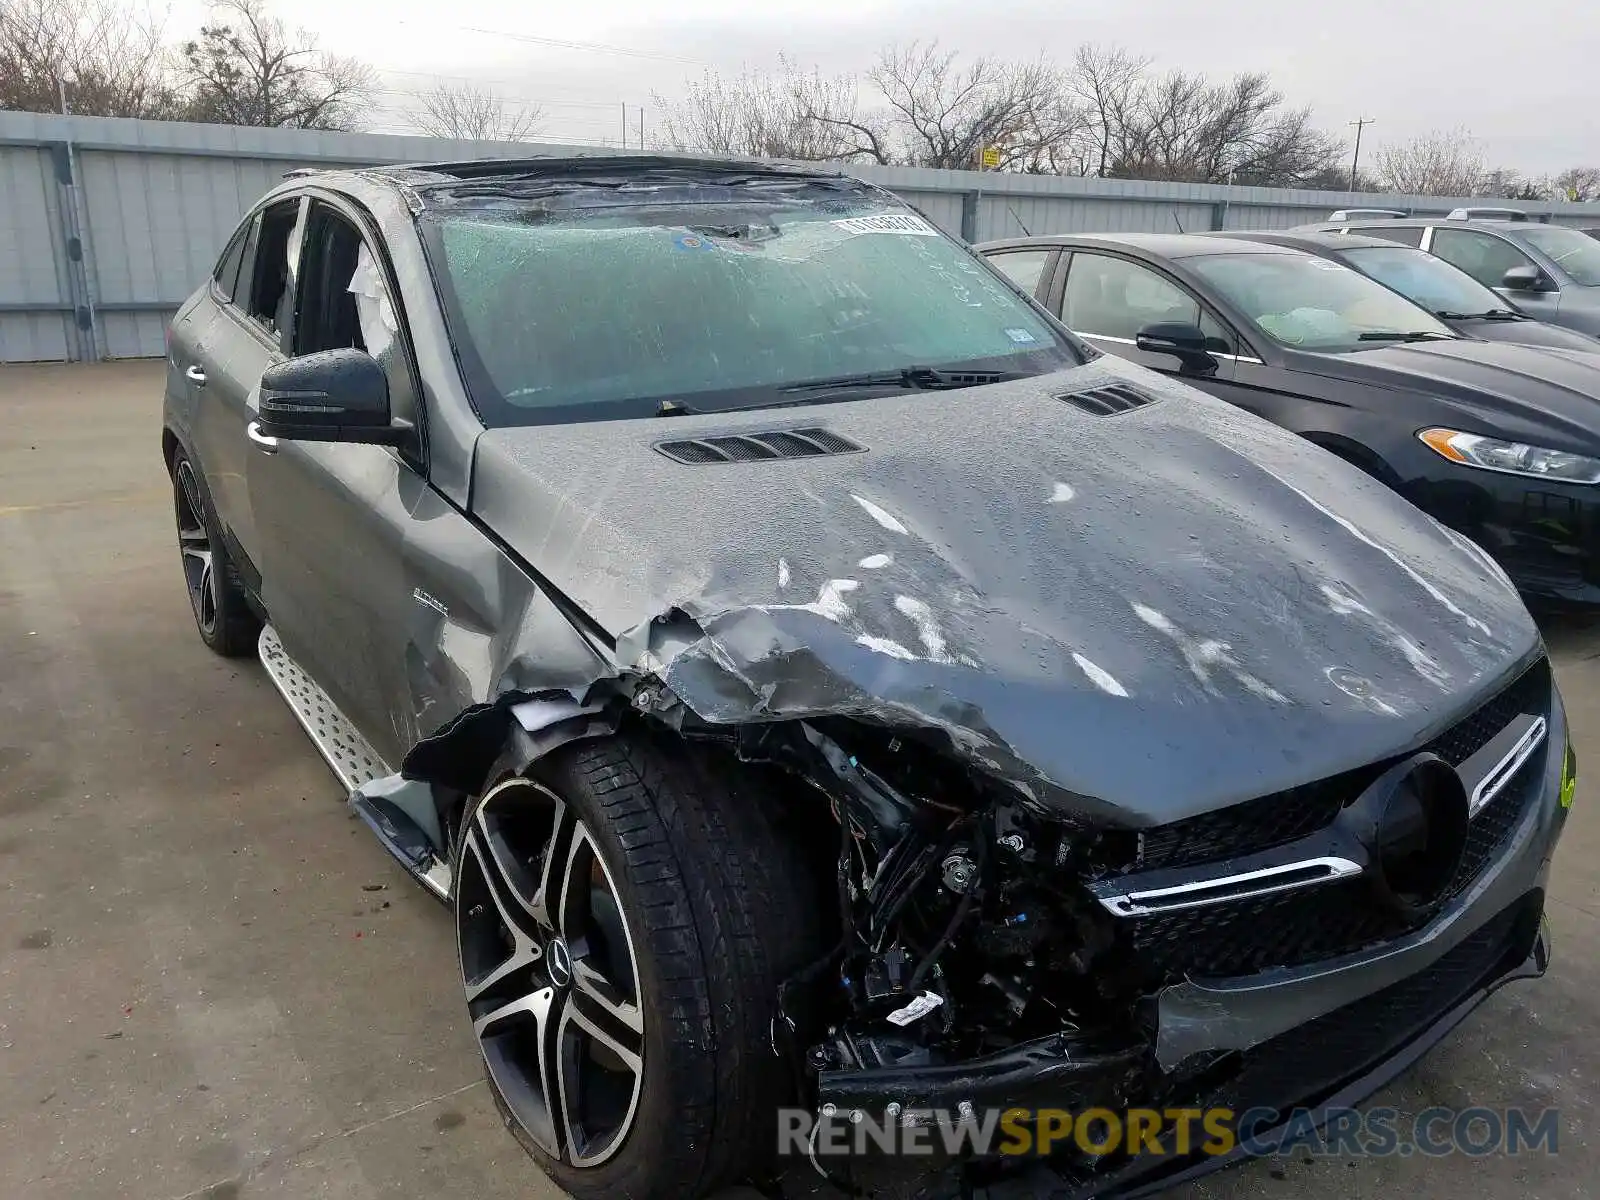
[{"left": 424, "top": 193, "right": 1077, "bottom": 423}]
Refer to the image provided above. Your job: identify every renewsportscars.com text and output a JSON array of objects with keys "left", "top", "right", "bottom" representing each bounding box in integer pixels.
[{"left": 778, "top": 1105, "right": 1560, "bottom": 1160}]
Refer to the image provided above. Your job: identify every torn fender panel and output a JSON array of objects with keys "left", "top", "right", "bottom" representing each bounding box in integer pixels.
[
  {"left": 470, "top": 356, "right": 1538, "bottom": 825},
  {"left": 393, "top": 485, "right": 623, "bottom": 795}
]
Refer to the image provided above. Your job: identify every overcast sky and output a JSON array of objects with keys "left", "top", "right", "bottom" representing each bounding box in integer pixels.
[{"left": 164, "top": 0, "right": 1596, "bottom": 172}]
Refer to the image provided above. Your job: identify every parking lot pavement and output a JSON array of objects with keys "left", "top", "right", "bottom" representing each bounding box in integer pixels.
[{"left": 1, "top": 360, "right": 1596, "bottom": 1200}]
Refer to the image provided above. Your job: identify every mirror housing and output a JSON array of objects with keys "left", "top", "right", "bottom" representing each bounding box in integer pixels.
[
  {"left": 257, "top": 349, "right": 405, "bottom": 444},
  {"left": 1500, "top": 265, "right": 1548, "bottom": 292},
  {"left": 1135, "top": 321, "right": 1218, "bottom": 374}
]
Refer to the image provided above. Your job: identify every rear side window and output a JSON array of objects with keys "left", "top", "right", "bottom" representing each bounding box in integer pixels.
[
  {"left": 986, "top": 249, "right": 1053, "bottom": 297},
  {"left": 212, "top": 220, "right": 252, "bottom": 303},
  {"left": 245, "top": 199, "right": 304, "bottom": 342},
  {"left": 1355, "top": 226, "right": 1424, "bottom": 247},
  {"left": 1430, "top": 229, "right": 1533, "bottom": 288}
]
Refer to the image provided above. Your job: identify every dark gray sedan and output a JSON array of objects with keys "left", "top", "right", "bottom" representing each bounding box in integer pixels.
[{"left": 1226, "top": 229, "right": 1600, "bottom": 351}]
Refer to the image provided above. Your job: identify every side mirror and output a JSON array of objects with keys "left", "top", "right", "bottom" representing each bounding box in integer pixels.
[
  {"left": 1135, "top": 321, "right": 1218, "bottom": 374},
  {"left": 257, "top": 349, "right": 404, "bottom": 444},
  {"left": 1500, "top": 265, "right": 1547, "bottom": 292}
]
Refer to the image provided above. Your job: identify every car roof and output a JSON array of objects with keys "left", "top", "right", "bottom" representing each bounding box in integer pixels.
[
  {"left": 371, "top": 153, "right": 844, "bottom": 183},
  {"left": 284, "top": 154, "right": 855, "bottom": 207},
  {"left": 977, "top": 232, "right": 1303, "bottom": 260},
  {"left": 1219, "top": 229, "right": 1417, "bottom": 253}
]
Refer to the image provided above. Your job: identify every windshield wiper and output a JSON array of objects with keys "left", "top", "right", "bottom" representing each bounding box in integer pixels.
[
  {"left": 1357, "top": 330, "right": 1457, "bottom": 342},
  {"left": 781, "top": 365, "right": 1026, "bottom": 394},
  {"left": 1435, "top": 308, "right": 1523, "bottom": 322},
  {"left": 651, "top": 365, "right": 1030, "bottom": 416}
]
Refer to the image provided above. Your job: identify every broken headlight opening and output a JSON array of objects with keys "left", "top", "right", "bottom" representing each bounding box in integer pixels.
[{"left": 739, "top": 718, "right": 1161, "bottom": 1176}]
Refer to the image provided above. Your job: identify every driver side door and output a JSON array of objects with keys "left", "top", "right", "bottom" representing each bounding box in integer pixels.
[
  {"left": 1049, "top": 251, "right": 1238, "bottom": 385},
  {"left": 245, "top": 196, "right": 431, "bottom": 769}
]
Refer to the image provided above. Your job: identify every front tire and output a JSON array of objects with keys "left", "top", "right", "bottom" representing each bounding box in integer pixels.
[{"left": 453, "top": 732, "right": 825, "bottom": 1200}]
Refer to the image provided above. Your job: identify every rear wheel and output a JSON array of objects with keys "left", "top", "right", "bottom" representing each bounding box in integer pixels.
[
  {"left": 453, "top": 733, "right": 824, "bottom": 1200},
  {"left": 171, "top": 449, "right": 259, "bottom": 657}
]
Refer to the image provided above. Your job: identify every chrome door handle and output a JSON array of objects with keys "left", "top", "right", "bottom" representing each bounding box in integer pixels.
[
  {"left": 185, "top": 364, "right": 207, "bottom": 386},
  {"left": 246, "top": 421, "right": 279, "bottom": 454}
]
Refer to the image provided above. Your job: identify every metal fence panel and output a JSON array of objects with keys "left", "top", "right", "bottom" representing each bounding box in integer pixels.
[
  {"left": 0, "top": 143, "right": 73, "bottom": 362},
  {"left": 895, "top": 188, "right": 966, "bottom": 236}
]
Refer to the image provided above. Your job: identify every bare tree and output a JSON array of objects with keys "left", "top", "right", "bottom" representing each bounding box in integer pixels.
[
  {"left": 177, "top": 0, "right": 373, "bottom": 130},
  {"left": 1477, "top": 167, "right": 1552, "bottom": 201},
  {"left": 1063, "top": 44, "right": 1148, "bottom": 177},
  {"left": 1554, "top": 166, "right": 1600, "bottom": 202},
  {"left": 869, "top": 41, "right": 1077, "bottom": 170},
  {"left": 653, "top": 42, "right": 1345, "bottom": 183},
  {"left": 1105, "top": 69, "right": 1342, "bottom": 186},
  {"left": 1373, "top": 128, "right": 1485, "bottom": 196},
  {"left": 654, "top": 59, "right": 884, "bottom": 161},
  {"left": 0, "top": 0, "right": 179, "bottom": 117},
  {"left": 411, "top": 82, "right": 544, "bottom": 141}
]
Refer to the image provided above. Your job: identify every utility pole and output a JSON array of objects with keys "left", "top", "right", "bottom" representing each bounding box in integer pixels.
[
  {"left": 639, "top": 107, "right": 644, "bottom": 151},
  {"left": 1349, "top": 118, "right": 1375, "bottom": 190},
  {"left": 621, "top": 101, "right": 628, "bottom": 148}
]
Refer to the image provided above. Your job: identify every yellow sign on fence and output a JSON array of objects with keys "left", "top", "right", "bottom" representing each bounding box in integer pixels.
[{"left": 980, "top": 146, "right": 1001, "bottom": 169}]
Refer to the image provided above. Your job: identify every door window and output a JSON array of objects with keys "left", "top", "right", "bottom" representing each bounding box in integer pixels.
[
  {"left": 296, "top": 205, "right": 382, "bottom": 356},
  {"left": 1060, "top": 253, "right": 1232, "bottom": 351},
  {"left": 295, "top": 201, "right": 418, "bottom": 436},
  {"left": 986, "top": 249, "right": 1052, "bottom": 297},
  {"left": 244, "top": 199, "right": 304, "bottom": 344},
  {"left": 1429, "top": 229, "right": 1534, "bottom": 288}
]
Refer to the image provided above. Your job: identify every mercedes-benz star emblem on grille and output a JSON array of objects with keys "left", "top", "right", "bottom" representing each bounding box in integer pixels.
[{"left": 1342, "top": 752, "right": 1470, "bottom": 919}]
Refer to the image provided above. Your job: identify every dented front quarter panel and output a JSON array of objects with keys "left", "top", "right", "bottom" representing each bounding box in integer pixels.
[
  {"left": 395, "top": 485, "right": 618, "bottom": 764},
  {"left": 467, "top": 356, "right": 1539, "bottom": 826}
]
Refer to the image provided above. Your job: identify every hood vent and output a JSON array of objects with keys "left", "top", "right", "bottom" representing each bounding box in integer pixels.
[
  {"left": 655, "top": 427, "right": 863, "bottom": 465},
  {"left": 1058, "top": 383, "right": 1158, "bottom": 416}
]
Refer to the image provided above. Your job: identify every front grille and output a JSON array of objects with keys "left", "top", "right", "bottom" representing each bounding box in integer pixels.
[
  {"left": 1136, "top": 657, "right": 1551, "bottom": 874},
  {"left": 1121, "top": 658, "right": 1550, "bottom": 980}
]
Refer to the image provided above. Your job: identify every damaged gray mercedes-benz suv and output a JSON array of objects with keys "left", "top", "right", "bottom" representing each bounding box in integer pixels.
[{"left": 162, "top": 155, "right": 1573, "bottom": 1200}]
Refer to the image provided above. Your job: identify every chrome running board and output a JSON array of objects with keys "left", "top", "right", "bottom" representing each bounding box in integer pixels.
[{"left": 258, "top": 625, "right": 452, "bottom": 901}]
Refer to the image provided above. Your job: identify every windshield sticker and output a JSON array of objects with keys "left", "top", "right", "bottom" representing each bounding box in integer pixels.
[
  {"left": 674, "top": 234, "right": 714, "bottom": 252},
  {"left": 831, "top": 213, "right": 942, "bottom": 237},
  {"left": 1306, "top": 258, "right": 1351, "bottom": 271},
  {"left": 1004, "top": 327, "right": 1038, "bottom": 344}
]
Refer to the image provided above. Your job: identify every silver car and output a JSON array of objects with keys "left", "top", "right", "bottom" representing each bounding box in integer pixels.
[{"left": 1303, "top": 212, "right": 1600, "bottom": 337}]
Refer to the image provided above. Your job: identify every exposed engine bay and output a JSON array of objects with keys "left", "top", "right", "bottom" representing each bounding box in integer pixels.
[{"left": 725, "top": 719, "right": 1166, "bottom": 1177}]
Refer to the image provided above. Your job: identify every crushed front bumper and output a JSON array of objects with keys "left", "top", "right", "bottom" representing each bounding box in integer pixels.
[{"left": 805, "top": 690, "right": 1570, "bottom": 1199}]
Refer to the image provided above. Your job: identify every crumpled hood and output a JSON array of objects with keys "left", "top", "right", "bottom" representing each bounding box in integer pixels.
[
  {"left": 471, "top": 358, "right": 1539, "bottom": 825},
  {"left": 1294, "top": 338, "right": 1600, "bottom": 451}
]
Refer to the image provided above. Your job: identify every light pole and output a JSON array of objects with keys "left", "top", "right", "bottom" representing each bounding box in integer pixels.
[{"left": 1349, "top": 117, "right": 1375, "bottom": 191}]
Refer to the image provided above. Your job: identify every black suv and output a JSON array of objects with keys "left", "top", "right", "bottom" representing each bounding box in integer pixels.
[
  {"left": 164, "top": 158, "right": 1566, "bottom": 1200},
  {"left": 1304, "top": 212, "right": 1600, "bottom": 337}
]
